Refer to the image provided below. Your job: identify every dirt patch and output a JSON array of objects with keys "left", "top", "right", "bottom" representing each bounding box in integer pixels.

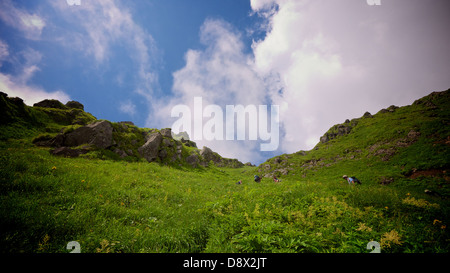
[
  {"left": 433, "top": 135, "right": 450, "bottom": 146},
  {"left": 408, "top": 169, "right": 449, "bottom": 181},
  {"left": 367, "top": 130, "right": 421, "bottom": 161}
]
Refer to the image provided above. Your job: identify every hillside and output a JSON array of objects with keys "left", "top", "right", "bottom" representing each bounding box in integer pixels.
[
  {"left": 0, "top": 89, "right": 449, "bottom": 254},
  {"left": 0, "top": 92, "right": 244, "bottom": 168},
  {"left": 258, "top": 89, "right": 450, "bottom": 186}
]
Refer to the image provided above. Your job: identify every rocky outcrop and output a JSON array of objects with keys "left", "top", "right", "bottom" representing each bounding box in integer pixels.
[
  {"left": 138, "top": 132, "right": 163, "bottom": 162},
  {"left": 65, "top": 101, "right": 84, "bottom": 110},
  {"left": 200, "top": 146, "right": 220, "bottom": 163},
  {"left": 367, "top": 129, "right": 421, "bottom": 161},
  {"left": 64, "top": 120, "right": 114, "bottom": 149},
  {"left": 186, "top": 154, "right": 200, "bottom": 167},
  {"left": 378, "top": 105, "right": 399, "bottom": 114},
  {"left": 320, "top": 120, "right": 357, "bottom": 144},
  {"left": 25, "top": 97, "right": 244, "bottom": 168},
  {"left": 33, "top": 99, "right": 85, "bottom": 111},
  {"left": 34, "top": 120, "right": 114, "bottom": 149},
  {"left": 33, "top": 99, "right": 67, "bottom": 109},
  {"left": 160, "top": 128, "right": 172, "bottom": 138},
  {"left": 257, "top": 155, "right": 293, "bottom": 178},
  {"left": 363, "top": 111, "right": 373, "bottom": 118},
  {"left": 198, "top": 146, "right": 245, "bottom": 168},
  {"left": 50, "top": 147, "right": 89, "bottom": 157}
]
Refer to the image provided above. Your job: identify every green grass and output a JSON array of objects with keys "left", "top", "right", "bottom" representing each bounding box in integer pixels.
[
  {"left": 1, "top": 142, "right": 448, "bottom": 253},
  {"left": 0, "top": 90, "right": 449, "bottom": 253}
]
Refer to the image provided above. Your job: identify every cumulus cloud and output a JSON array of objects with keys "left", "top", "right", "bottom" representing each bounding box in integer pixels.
[
  {"left": 155, "top": 18, "right": 270, "bottom": 164},
  {"left": 251, "top": 0, "right": 450, "bottom": 153},
  {"left": 0, "top": 0, "right": 46, "bottom": 40},
  {"left": 166, "top": 0, "right": 450, "bottom": 164}
]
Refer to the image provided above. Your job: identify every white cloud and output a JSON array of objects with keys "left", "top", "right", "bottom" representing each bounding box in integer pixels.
[
  {"left": 251, "top": 0, "right": 350, "bottom": 152},
  {"left": 250, "top": 0, "right": 450, "bottom": 154},
  {"left": 0, "top": 40, "right": 9, "bottom": 66},
  {"left": 0, "top": 44, "right": 70, "bottom": 105},
  {"left": 154, "top": 18, "right": 269, "bottom": 164},
  {"left": 0, "top": 73, "right": 70, "bottom": 106},
  {"left": 119, "top": 100, "right": 137, "bottom": 116},
  {"left": 0, "top": 0, "right": 46, "bottom": 40}
]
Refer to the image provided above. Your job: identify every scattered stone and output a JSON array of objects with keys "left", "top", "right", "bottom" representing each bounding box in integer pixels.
[
  {"left": 379, "top": 177, "right": 394, "bottom": 185},
  {"left": 138, "top": 132, "right": 163, "bottom": 163},
  {"left": 50, "top": 147, "right": 88, "bottom": 157}
]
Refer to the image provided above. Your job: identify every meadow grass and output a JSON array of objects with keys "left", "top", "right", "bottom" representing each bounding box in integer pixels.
[{"left": 1, "top": 142, "right": 448, "bottom": 253}]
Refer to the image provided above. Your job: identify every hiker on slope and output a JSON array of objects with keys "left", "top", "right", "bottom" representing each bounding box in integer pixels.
[{"left": 343, "top": 175, "right": 362, "bottom": 185}]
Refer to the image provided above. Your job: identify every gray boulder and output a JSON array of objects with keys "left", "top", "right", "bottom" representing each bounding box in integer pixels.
[
  {"left": 160, "top": 128, "right": 172, "bottom": 138},
  {"left": 200, "top": 146, "right": 220, "bottom": 163},
  {"left": 186, "top": 154, "right": 199, "bottom": 167},
  {"left": 64, "top": 120, "right": 114, "bottom": 149},
  {"left": 363, "top": 111, "right": 373, "bottom": 118},
  {"left": 138, "top": 132, "right": 163, "bottom": 162},
  {"left": 50, "top": 147, "right": 88, "bottom": 157},
  {"left": 65, "top": 101, "right": 84, "bottom": 110}
]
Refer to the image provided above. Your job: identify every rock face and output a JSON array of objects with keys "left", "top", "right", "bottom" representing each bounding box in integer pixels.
[
  {"left": 186, "top": 154, "right": 200, "bottom": 167},
  {"left": 160, "top": 128, "right": 172, "bottom": 138},
  {"left": 64, "top": 120, "right": 114, "bottom": 149},
  {"left": 33, "top": 99, "right": 67, "bottom": 109},
  {"left": 3, "top": 94, "right": 245, "bottom": 168},
  {"left": 257, "top": 155, "right": 293, "bottom": 178},
  {"left": 320, "top": 122, "right": 356, "bottom": 144},
  {"left": 200, "top": 146, "right": 220, "bottom": 163},
  {"left": 138, "top": 132, "right": 163, "bottom": 162},
  {"left": 65, "top": 101, "right": 84, "bottom": 110},
  {"left": 33, "top": 99, "right": 85, "bottom": 111},
  {"left": 50, "top": 147, "right": 89, "bottom": 157},
  {"left": 363, "top": 111, "right": 373, "bottom": 118}
]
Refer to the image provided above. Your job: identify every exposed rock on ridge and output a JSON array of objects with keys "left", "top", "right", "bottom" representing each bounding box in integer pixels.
[{"left": 23, "top": 97, "right": 245, "bottom": 168}]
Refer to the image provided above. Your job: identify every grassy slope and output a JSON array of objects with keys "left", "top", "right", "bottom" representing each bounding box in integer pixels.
[{"left": 0, "top": 90, "right": 449, "bottom": 253}]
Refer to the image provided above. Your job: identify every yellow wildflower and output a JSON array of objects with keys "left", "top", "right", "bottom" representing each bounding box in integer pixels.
[
  {"left": 433, "top": 219, "right": 442, "bottom": 225},
  {"left": 52, "top": 166, "right": 57, "bottom": 170},
  {"left": 380, "top": 230, "right": 402, "bottom": 248},
  {"left": 356, "top": 223, "right": 373, "bottom": 232}
]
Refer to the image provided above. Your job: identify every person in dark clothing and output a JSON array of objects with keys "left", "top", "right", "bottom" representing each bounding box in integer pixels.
[{"left": 343, "top": 175, "right": 361, "bottom": 185}]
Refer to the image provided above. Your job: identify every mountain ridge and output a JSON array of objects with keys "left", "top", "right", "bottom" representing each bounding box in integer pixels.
[
  {"left": 257, "top": 88, "right": 450, "bottom": 185},
  {"left": 0, "top": 91, "right": 244, "bottom": 168}
]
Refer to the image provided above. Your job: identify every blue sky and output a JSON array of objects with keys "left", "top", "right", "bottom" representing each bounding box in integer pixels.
[{"left": 1, "top": 0, "right": 449, "bottom": 164}]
